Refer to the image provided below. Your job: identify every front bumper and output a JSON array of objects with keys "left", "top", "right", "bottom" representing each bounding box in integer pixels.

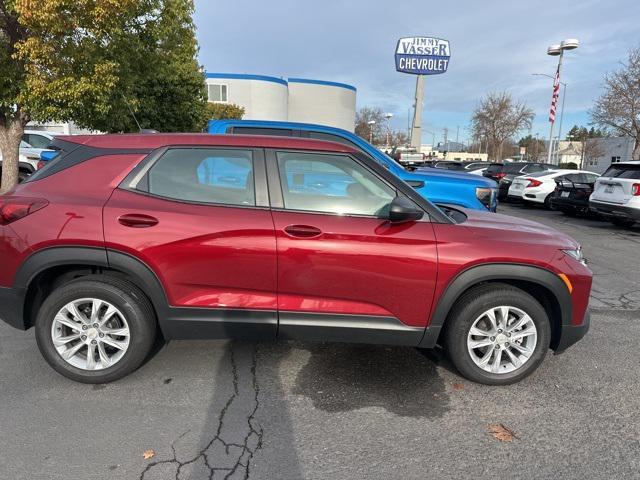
[
  {"left": 0, "top": 286, "right": 27, "bottom": 330},
  {"left": 554, "top": 310, "right": 590, "bottom": 353},
  {"left": 589, "top": 200, "right": 640, "bottom": 221}
]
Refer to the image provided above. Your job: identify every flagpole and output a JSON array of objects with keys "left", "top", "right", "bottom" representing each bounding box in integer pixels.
[{"left": 547, "top": 50, "right": 563, "bottom": 165}]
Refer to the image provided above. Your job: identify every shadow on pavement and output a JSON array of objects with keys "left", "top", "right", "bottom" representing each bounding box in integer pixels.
[{"left": 291, "top": 343, "right": 450, "bottom": 418}]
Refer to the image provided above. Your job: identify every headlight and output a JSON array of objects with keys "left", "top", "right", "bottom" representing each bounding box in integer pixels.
[
  {"left": 476, "top": 187, "right": 496, "bottom": 210},
  {"left": 562, "top": 247, "right": 587, "bottom": 265}
]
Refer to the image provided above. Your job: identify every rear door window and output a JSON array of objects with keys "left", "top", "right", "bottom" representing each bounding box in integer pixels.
[
  {"left": 307, "top": 132, "right": 361, "bottom": 150},
  {"left": 146, "top": 148, "right": 256, "bottom": 206},
  {"left": 232, "top": 127, "right": 294, "bottom": 137}
]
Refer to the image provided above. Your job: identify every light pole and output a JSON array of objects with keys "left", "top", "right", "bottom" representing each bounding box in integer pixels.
[
  {"left": 367, "top": 120, "right": 376, "bottom": 144},
  {"left": 384, "top": 113, "right": 393, "bottom": 147},
  {"left": 533, "top": 73, "right": 567, "bottom": 164},
  {"left": 545, "top": 39, "right": 578, "bottom": 165}
]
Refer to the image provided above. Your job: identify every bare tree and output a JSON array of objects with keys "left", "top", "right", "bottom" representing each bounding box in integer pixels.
[
  {"left": 355, "top": 107, "right": 387, "bottom": 144},
  {"left": 582, "top": 139, "right": 605, "bottom": 169},
  {"left": 471, "top": 92, "right": 535, "bottom": 160},
  {"left": 590, "top": 47, "right": 640, "bottom": 160},
  {"left": 388, "top": 130, "right": 409, "bottom": 146}
]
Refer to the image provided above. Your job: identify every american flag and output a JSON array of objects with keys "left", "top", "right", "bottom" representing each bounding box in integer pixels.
[{"left": 549, "top": 66, "right": 561, "bottom": 123}]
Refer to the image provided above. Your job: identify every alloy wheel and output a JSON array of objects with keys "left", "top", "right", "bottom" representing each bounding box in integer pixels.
[
  {"left": 466, "top": 305, "right": 538, "bottom": 374},
  {"left": 51, "top": 298, "right": 130, "bottom": 371}
]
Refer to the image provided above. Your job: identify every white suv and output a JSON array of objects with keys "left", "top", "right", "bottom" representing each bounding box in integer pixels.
[{"left": 590, "top": 161, "right": 640, "bottom": 227}]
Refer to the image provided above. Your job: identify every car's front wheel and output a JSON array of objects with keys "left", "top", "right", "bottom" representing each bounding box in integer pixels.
[
  {"left": 35, "top": 276, "right": 157, "bottom": 383},
  {"left": 444, "top": 283, "right": 551, "bottom": 385}
]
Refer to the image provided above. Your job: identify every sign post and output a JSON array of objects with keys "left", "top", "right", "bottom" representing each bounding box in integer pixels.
[{"left": 395, "top": 36, "right": 451, "bottom": 148}]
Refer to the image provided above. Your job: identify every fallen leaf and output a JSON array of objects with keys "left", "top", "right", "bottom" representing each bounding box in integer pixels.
[
  {"left": 488, "top": 424, "right": 517, "bottom": 442},
  {"left": 452, "top": 383, "right": 464, "bottom": 390},
  {"left": 143, "top": 450, "right": 155, "bottom": 460}
]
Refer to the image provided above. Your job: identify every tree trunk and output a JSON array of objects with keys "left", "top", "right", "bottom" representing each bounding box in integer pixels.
[
  {"left": 633, "top": 134, "right": 640, "bottom": 161},
  {"left": 0, "top": 117, "right": 25, "bottom": 194}
]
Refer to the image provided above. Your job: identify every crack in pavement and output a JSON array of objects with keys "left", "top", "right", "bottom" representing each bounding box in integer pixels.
[{"left": 139, "top": 344, "right": 263, "bottom": 480}]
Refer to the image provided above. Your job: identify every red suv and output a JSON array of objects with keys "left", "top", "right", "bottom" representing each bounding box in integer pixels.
[{"left": 0, "top": 134, "right": 592, "bottom": 385}]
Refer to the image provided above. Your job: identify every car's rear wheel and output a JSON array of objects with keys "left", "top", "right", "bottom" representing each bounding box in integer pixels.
[
  {"left": 444, "top": 283, "right": 551, "bottom": 385},
  {"left": 35, "top": 276, "right": 156, "bottom": 383},
  {"left": 544, "top": 193, "right": 556, "bottom": 210}
]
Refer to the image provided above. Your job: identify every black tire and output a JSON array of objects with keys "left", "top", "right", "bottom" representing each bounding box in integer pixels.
[
  {"left": 35, "top": 275, "right": 157, "bottom": 383},
  {"left": 544, "top": 194, "right": 556, "bottom": 210},
  {"left": 18, "top": 171, "right": 29, "bottom": 183},
  {"left": 444, "top": 283, "right": 551, "bottom": 386},
  {"left": 559, "top": 207, "right": 576, "bottom": 216},
  {"left": 611, "top": 218, "right": 635, "bottom": 228}
]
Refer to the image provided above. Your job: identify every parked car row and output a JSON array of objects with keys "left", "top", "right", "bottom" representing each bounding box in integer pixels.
[{"left": 501, "top": 161, "right": 640, "bottom": 229}]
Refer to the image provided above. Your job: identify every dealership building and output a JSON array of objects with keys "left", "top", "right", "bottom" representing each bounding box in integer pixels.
[{"left": 205, "top": 73, "right": 357, "bottom": 132}]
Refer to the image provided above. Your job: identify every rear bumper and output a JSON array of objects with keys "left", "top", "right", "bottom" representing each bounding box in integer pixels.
[
  {"left": 589, "top": 200, "right": 640, "bottom": 221},
  {"left": 554, "top": 310, "right": 590, "bottom": 353},
  {"left": 0, "top": 286, "right": 27, "bottom": 330},
  {"left": 551, "top": 196, "right": 589, "bottom": 209}
]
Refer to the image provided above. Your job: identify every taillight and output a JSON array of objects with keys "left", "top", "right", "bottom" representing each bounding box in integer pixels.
[
  {"left": 526, "top": 178, "right": 543, "bottom": 187},
  {"left": 37, "top": 161, "right": 47, "bottom": 170},
  {"left": 632, "top": 183, "right": 640, "bottom": 196},
  {"left": 495, "top": 172, "right": 506, "bottom": 179},
  {"left": 0, "top": 197, "right": 49, "bottom": 225}
]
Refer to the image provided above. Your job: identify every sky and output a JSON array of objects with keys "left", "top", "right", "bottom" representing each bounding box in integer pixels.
[{"left": 193, "top": 0, "right": 640, "bottom": 145}]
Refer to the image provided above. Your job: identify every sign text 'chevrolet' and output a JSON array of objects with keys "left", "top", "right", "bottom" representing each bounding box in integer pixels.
[{"left": 395, "top": 37, "right": 451, "bottom": 75}]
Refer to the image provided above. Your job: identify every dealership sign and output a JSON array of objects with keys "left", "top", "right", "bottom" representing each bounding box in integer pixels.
[{"left": 395, "top": 37, "right": 451, "bottom": 75}]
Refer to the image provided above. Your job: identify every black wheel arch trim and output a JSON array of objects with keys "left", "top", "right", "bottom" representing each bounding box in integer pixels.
[
  {"left": 12, "top": 247, "right": 168, "bottom": 331},
  {"left": 418, "top": 263, "right": 572, "bottom": 348},
  {"left": 12, "top": 246, "right": 277, "bottom": 339}
]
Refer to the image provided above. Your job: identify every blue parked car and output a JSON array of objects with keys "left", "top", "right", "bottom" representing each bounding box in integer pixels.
[{"left": 207, "top": 120, "right": 498, "bottom": 212}]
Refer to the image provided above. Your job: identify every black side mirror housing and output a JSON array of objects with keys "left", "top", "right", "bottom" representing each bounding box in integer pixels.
[{"left": 388, "top": 196, "right": 424, "bottom": 223}]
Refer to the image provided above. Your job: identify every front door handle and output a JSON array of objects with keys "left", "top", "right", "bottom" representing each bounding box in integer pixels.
[
  {"left": 283, "top": 224, "right": 322, "bottom": 238},
  {"left": 118, "top": 214, "right": 159, "bottom": 228}
]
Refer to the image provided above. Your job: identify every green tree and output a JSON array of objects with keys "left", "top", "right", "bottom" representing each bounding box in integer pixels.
[
  {"left": 0, "top": 0, "right": 205, "bottom": 193},
  {"left": 202, "top": 102, "right": 245, "bottom": 129},
  {"left": 566, "top": 125, "right": 605, "bottom": 141}
]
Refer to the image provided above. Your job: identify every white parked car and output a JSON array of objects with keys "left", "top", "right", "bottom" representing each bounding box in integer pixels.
[
  {"left": 508, "top": 169, "right": 600, "bottom": 209},
  {"left": 469, "top": 167, "right": 487, "bottom": 176},
  {"left": 590, "top": 161, "right": 640, "bottom": 227},
  {"left": 0, "top": 138, "right": 55, "bottom": 182},
  {"left": 22, "top": 130, "right": 60, "bottom": 150}
]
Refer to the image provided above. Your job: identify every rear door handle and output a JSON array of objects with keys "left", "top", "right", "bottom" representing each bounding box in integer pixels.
[
  {"left": 283, "top": 224, "right": 322, "bottom": 238},
  {"left": 118, "top": 214, "right": 159, "bottom": 228}
]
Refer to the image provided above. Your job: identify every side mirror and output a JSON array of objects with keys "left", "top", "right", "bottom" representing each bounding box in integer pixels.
[{"left": 388, "top": 196, "right": 423, "bottom": 223}]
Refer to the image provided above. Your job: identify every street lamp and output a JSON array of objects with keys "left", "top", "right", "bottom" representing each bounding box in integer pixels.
[
  {"left": 545, "top": 38, "right": 579, "bottom": 165},
  {"left": 384, "top": 113, "right": 393, "bottom": 147},
  {"left": 367, "top": 120, "right": 376, "bottom": 144},
  {"left": 533, "top": 73, "right": 567, "bottom": 164}
]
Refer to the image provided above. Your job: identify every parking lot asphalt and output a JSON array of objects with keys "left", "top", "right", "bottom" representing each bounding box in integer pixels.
[{"left": 1, "top": 204, "right": 639, "bottom": 480}]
